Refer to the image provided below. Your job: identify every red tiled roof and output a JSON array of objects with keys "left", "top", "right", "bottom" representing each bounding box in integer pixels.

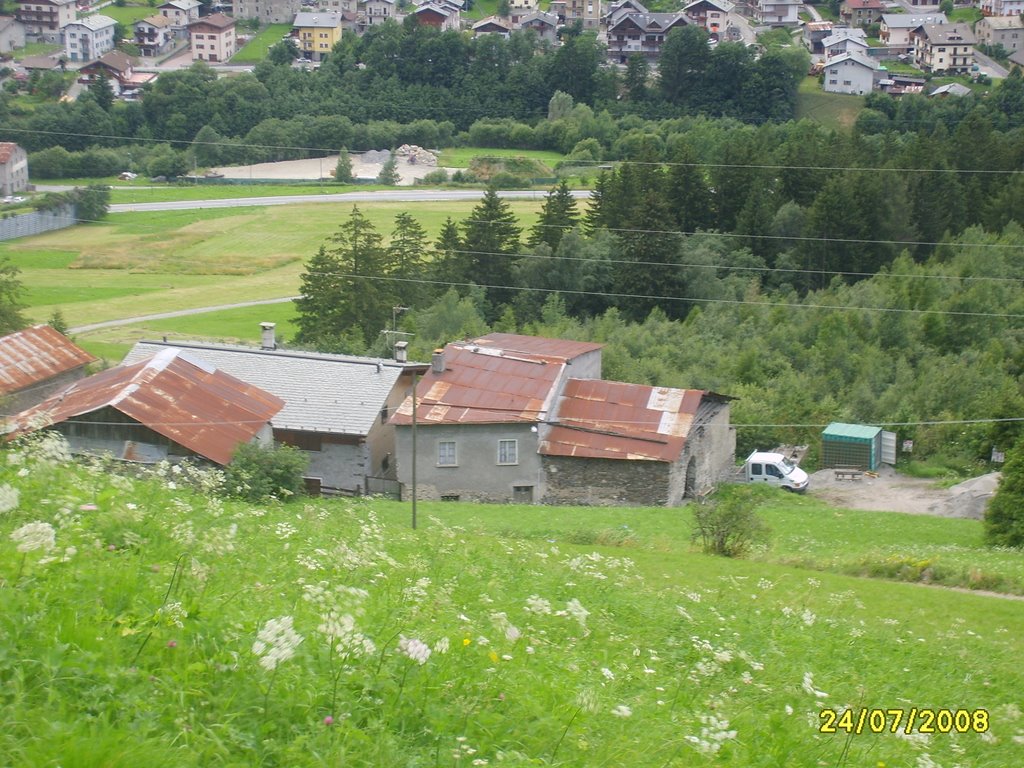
[
  {"left": 0, "top": 324, "right": 96, "bottom": 396},
  {"left": 540, "top": 379, "right": 709, "bottom": 462},
  {"left": 391, "top": 334, "right": 602, "bottom": 426},
  {"left": 6, "top": 348, "right": 284, "bottom": 465},
  {"left": 189, "top": 12, "right": 234, "bottom": 30}
]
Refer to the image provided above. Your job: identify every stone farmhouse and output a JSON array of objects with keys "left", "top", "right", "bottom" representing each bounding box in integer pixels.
[{"left": 390, "top": 333, "right": 735, "bottom": 506}]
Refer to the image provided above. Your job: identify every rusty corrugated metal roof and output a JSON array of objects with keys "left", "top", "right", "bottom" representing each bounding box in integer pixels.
[
  {"left": 391, "top": 334, "right": 602, "bottom": 426},
  {"left": 5, "top": 349, "right": 284, "bottom": 465},
  {"left": 540, "top": 379, "right": 707, "bottom": 462},
  {"left": 0, "top": 325, "right": 97, "bottom": 396}
]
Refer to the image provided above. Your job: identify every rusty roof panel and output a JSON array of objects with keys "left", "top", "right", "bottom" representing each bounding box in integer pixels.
[
  {"left": 540, "top": 379, "right": 709, "bottom": 463},
  {"left": 391, "top": 337, "right": 581, "bottom": 426},
  {"left": 0, "top": 324, "right": 97, "bottom": 396},
  {"left": 6, "top": 349, "right": 284, "bottom": 465}
]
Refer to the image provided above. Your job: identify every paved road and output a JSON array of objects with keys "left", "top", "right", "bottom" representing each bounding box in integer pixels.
[
  {"left": 69, "top": 297, "right": 301, "bottom": 334},
  {"left": 109, "top": 188, "right": 584, "bottom": 213},
  {"left": 972, "top": 49, "right": 1009, "bottom": 80}
]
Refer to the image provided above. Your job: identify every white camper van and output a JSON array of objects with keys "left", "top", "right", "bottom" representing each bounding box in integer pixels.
[{"left": 743, "top": 451, "right": 809, "bottom": 493}]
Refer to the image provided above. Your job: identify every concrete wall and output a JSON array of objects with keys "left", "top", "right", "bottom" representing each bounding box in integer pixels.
[
  {"left": 0, "top": 206, "right": 76, "bottom": 242},
  {"left": 365, "top": 369, "right": 417, "bottom": 481},
  {"left": 395, "top": 422, "right": 544, "bottom": 503}
]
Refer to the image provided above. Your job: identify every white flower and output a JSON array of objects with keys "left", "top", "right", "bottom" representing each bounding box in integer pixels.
[
  {"left": 398, "top": 635, "right": 431, "bottom": 665},
  {"left": 802, "top": 671, "right": 829, "bottom": 699},
  {"left": 0, "top": 484, "right": 20, "bottom": 513},
  {"left": 252, "top": 616, "right": 303, "bottom": 671},
  {"left": 10, "top": 521, "right": 56, "bottom": 553},
  {"left": 434, "top": 637, "right": 450, "bottom": 655},
  {"left": 801, "top": 609, "right": 816, "bottom": 627},
  {"left": 611, "top": 704, "right": 632, "bottom": 718},
  {"left": 601, "top": 667, "right": 615, "bottom": 681},
  {"left": 564, "top": 598, "right": 589, "bottom": 629},
  {"left": 525, "top": 595, "right": 552, "bottom": 615}
]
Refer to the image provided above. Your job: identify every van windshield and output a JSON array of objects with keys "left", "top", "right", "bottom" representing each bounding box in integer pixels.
[{"left": 780, "top": 457, "right": 797, "bottom": 475}]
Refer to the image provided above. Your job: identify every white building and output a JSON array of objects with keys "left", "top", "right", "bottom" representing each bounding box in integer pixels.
[
  {"left": 63, "top": 15, "right": 116, "bottom": 62},
  {"left": 823, "top": 51, "right": 880, "bottom": 95}
]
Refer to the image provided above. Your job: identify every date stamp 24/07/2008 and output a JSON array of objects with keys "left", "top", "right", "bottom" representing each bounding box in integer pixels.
[{"left": 819, "top": 708, "right": 990, "bottom": 735}]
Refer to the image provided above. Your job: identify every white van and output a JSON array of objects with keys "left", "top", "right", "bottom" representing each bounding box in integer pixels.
[{"left": 743, "top": 451, "right": 809, "bottom": 493}]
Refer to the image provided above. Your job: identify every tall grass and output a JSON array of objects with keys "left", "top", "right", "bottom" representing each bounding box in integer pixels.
[{"left": 1, "top": 436, "right": 1022, "bottom": 767}]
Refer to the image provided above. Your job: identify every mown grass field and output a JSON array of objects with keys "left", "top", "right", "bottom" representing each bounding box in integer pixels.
[
  {"left": 232, "top": 23, "right": 294, "bottom": 64},
  {"left": 1, "top": 198, "right": 545, "bottom": 360},
  {"left": 0, "top": 438, "right": 1021, "bottom": 767},
  {"left": 795, "top": 77, "right": 864, "bottom": 130},
  {"left": 438, "top": 147, "right": 566, "bottom": 170},
  {"left": 87, "top": 3, "right": 155, "bottom": 25}
]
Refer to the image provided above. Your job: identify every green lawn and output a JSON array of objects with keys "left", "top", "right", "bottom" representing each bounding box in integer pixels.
[
  {"left": 87, "top": 4, "right": 156, "bottom": 24},
  {"left": 948, "top": 7, "right": 982, "bottom": 23},
  {"left": 231, "top": 23, "right": 293, "bottom": 64},
  {"left": 12, "top": 42, "right": 61, "bottom": 59},
  {"left": 0, "top": 453, "right": 1021, "bottom": 767},
  {"left": 796, "top": 76, "right": 864, "bottom": 129},
  {"left": 437, "top": 147, "right": 566, "bottom": 170}
]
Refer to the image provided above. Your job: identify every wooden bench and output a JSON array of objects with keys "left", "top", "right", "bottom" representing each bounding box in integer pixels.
[{"left": 833, "top": 468, "right": 863, "bottom": 481}]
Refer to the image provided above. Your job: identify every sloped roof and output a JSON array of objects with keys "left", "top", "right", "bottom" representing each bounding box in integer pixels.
[
  {"left": 881, "top": 12, "right": 946, "bottom": 27},
  {"left": 93, "top": 49, "right": 133, "bottom": 73},
  {"left": 68, "top": 14, "right": 117, "bottom": 31},
  {"left": 189, "top": 12, "right": 234, "bottom": 30},
  {"left": 0, "top": 325, "right": 96, "bottom": 396},
  {"left": 683, "top": 0, "right": 735, "bottom": 14},
  {"left": 391, "top": 334, "right": 603, "bottom": 427},
  {"left": 0, "top": 142, "right": 23, "bottom": 165},
  {"left": 135, "top": 14, "right": 173, "bottom": 28},
  {"left": 124, "top": 340, "right": 415, "bottom": 436},
  {"left": 540, "top": 379, "right": 717, "bottom": 462},
  {"left": 979, "top": 15, "right": 1024, "bottom": 30},
  {"left": 918, "top": 23, "right": 976, "bottom": 45},
  {"left": 293, "top": 11, "right": 345, "bottom": 27},
  {"left": 6, "top": 348, "right": 284, "bottom": 464},
  {"left": 930, "top": 82, "right": 973, "bottom": 97},
  {"left": 826, "top": 50, "right": 881, "bottom": 70}
]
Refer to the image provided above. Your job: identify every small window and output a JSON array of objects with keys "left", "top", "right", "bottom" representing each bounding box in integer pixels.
[
  {"left": 751, "top": 464, "right": 763, "bottom": 476},
  {"left": 497, "top": 439, "right": 518, "bottom": 465},
  {"left": 437, "top": 440, "right": 457, "bottom": 466},
  {"left": 440, "top": 494, "right": 460, "bottom": 502}
]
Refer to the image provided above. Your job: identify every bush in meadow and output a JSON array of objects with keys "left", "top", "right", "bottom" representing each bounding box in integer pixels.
[
  {"left": 985, "top": 439, "right": 1024, "bottom": 548},
  {"left": 691, "top": 484, "right": 772, "bottom": 557},
  {"left": 224, "top": 442, "right": 309, "bottom": 502}
]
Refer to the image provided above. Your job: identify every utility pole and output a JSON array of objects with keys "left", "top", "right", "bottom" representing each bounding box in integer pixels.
[{"left": 411, "top": 369, "right": 417, "bottom": 530}]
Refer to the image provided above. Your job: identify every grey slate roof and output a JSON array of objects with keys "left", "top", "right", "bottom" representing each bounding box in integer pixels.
[{"left": 123, "top": 340, "right": 414, "bottom": 437}]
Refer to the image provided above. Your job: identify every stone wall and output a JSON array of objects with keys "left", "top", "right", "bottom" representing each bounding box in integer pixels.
[{"left": 541, "top": 455, "right": 672, "bottom": 506}]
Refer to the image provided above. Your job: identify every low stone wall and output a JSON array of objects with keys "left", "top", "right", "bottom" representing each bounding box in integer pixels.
[
  {"left": 541, "top": 455, "right": 672, "bottom": 507},
  {"left": 0, "top": 205, "right": 76, "bottom": 242}
]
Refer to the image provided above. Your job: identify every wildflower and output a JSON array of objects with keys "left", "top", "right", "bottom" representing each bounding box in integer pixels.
[
  {"left": 433, "top": 637, "right": 450, "bottom": 655},
  {"left": 563, "top": 598, "right": 589, "bottom": 630},
  {"left": 167, "top": 640, "right": 177, "bottom": 649},
  {"left": 252, "top": 616, "right": 303, "bottom": 671},
  {"left": 611, "top": 704, "right": 633, "bottom": 718},
  {"left": 802, "top": 672, "right": 829, "bottom": 699},
  {"left": 801, "top": 609, "right": 817, "bottom": 627},
  {"left": 0, "top": 484, "right": 20, "bottom": 513},
  {"left": 78, "top": 503, "right": 98, "bottom": 512},
  {"left": 323, "top": 715, "right": 334, "bottom": 726},
  {"left": 685, "top": 713, "right": 737, "bottom": 754},
  {"left": 10, "top": 521, "right": 56, "bottom": 553},
  {"left": 463, "top": 637, "right": 472, "bottom": 647},
  {"left": 398, "top": 636, "right": 431, "bottom": 665},
  {"left": 601, "top": 667, "right": 615, "bottom": 681}
]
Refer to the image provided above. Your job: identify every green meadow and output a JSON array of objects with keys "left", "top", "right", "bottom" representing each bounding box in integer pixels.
[
  {"left": 0, "top": 438, "right": 1021, "bottom": 767},
  {"left": 0, "top": 198, "right": 544, "bottom": 361}
]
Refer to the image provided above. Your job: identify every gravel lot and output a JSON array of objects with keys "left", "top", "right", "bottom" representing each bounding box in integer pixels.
[{"left": 211, "top": 155, "right": 452, "bottom": 185}]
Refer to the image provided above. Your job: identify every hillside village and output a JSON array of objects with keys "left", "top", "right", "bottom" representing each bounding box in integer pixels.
[{"left": 0, "top": 0, "right": 1021, "bottom": 103}]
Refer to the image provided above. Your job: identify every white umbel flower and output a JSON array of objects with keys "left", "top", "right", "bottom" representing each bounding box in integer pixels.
[
  {"left": 252, "top": 616, "right": 303, "bottom": 671},
  {"left": 10, "top": 521, "right": 55, "bottom": 553}
]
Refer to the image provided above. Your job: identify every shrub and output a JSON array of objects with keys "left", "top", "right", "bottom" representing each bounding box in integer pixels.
[
  {"left": 985, "top": 440, "right": 1024, "bottom": 548},
  {"left": 223, "top": 442, "right": 310, "bottom": 502},
  {"left": 691, "top": 485, "right": 771, "bottom": 557}
]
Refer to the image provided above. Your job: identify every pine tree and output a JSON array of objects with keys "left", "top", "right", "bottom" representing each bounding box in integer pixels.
[
  {"left": 377, "top": 153, "right": 400, "bottom": 185},
  {"left": 985, "top": 440, "right": 1024, "bottom": 548},
  {"left": 387, "top": 211, "right": 428, "bottom": 307},
  {"left": 527, "top": 180, "right": 580, "bottom": 252},
  {"left": 461, "top": 186, "right": 522, "bottom": 317},
  {"left": 334, "top": 148, "right": 354, "bottom": 184},
  {"left": 293, "top": 206, "right": 394, "bottom": 350}
]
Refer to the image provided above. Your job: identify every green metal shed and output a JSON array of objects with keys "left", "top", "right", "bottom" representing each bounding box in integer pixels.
[{"left": 821, "top": 422, "right": 883, "bottom": 470}]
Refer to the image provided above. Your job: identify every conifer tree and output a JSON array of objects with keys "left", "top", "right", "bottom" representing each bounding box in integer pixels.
[
  {"left": 334, "top": 148, "right": 353, "bottom": 183},
  {"left": 527, "top": 180, "right": 580, "bottom": 252},
  {"left": 461, "top": 186, "right": 522, "bottom": 317},
  {"left": 377, "top": 153, "right": 400, "bottom": 185}
]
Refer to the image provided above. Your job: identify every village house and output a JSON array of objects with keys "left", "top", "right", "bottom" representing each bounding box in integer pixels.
[
  {"left": 160, "top": 0, "right": 202, "bottom": 37},
  {"left": 822, "top": 27, "right": 869, "bottom": 59},
  {"left": 5, "top": 348, "right": 283, "bottom": 466},
  {"left": 14, "top": 0, "right": 74, "bottom": 43},
  {"left": 976, "top": 15, "right": 1024, "bottom": 55},
  {"left": 879, "top": 13, "right": 946, "bottom": 53},
  {"left": 803, "top": 20, "right": 833, "bottom": 54},
  {"left": 507, "top": 0, "right": 537, "bottom": 23},
  {"left": 912, "top": 22, "right": 975, "bottom": 74},
  {"left": 390, "top": 333, "right": 736, "bottom": 506},
  {"left": 980, "top": 0, "right": 1024, "bottom": 15},
  {"left": 683, "top": 0, "right": 735, "bottom": 39},
  {"left": 360, "top": 0, "right": 396, "bottom": 29},
  {"left": 549, "top": 0, "right": 603, "bottom": 29},
  {"left": 188, "top": 12, "right": 237, "bottom": 63},
  {"left": 234, "top": 0, "right": 301, "bottom": 24},
  {"left": 63, "top": 14, "right": 116, "bottom": 62},
  {"left": 0, "top": 15, "right": 26, "bottom": 53},
  {"left": 0, "top": 325, "right": 96, "bottom": 417},
  {"left": 840, "top": 0, "right": 885, "bottom": 28},
  {"left": 0, "top": 142, "right": 29, "bottom": 198},
  {"left": 78, "top": 50, "right": 155, "bottom": 95},
  {"left": 472, "top": 15, "right": 512, "bottom": 37},
  {"left": 603, "top": 0, "right": 690, "bottom": 64},
  {"left": 124, "top": 330, "right": 426, "bottom": 496},
  {"left": 822, "top": 50, "right": 881, "bottom": 95},
  {"left": 293, "top": 11, "right": 344, "bottom": 61},
  {"left": 516, "top": 9, "right": 559, "bottom": 42},
  {"left": 133, "top": 15, "right": 176, "bottom": 57},
  {"left": 411, "top": 0, "right": 462, "bottom": 32},
  {"left": 751, "top": 0, "right": 800, "bottom": 27}
]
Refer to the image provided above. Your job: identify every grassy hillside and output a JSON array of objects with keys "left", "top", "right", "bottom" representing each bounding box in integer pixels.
[{"left": 1, "top": 436, "right": 1021, "bottom": 767}]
